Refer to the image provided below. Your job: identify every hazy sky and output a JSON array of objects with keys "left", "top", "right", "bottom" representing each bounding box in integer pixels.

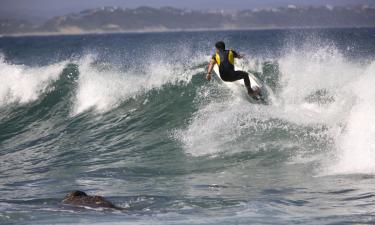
[{"left": 1, "top": 0, "right": 373, "bottom": 20}]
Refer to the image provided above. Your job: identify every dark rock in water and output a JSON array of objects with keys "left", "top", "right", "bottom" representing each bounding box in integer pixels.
[{"left": 62, "top": 190, "right": 123, "bottom": 210}]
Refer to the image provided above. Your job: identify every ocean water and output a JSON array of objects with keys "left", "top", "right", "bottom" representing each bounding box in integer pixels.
[{"left": 1, "top": 28, "right": 375, "bottom": 225}]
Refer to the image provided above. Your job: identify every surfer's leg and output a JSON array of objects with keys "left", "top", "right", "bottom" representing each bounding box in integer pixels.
[
  {"left": 237, "top": 71, "right": 251, "bottom": 88},
  {"left": 221, "top": 71, "right": 255, "bottom": 96},
  {"left": 223, "top": 71, "right": 250, "bottom": 85},
  {"left": 231, "top": 71, "right": 254, "bottom": 95},
  {"left": 236, "top": 71, "right": 262, "bottom": 97}
]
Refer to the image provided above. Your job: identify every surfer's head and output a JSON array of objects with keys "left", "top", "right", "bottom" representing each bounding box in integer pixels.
[{"left": 215, "top": 41, "right": 225, "bottom": 52}]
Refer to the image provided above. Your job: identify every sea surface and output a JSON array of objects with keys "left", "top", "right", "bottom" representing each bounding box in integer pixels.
[{"left": 1, "top": 28, "right": 375, "bottom": 224}]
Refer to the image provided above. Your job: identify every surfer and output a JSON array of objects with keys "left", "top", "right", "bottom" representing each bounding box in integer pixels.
[{"left": 206, "top": 41, "right": 259, "bottom": 97}]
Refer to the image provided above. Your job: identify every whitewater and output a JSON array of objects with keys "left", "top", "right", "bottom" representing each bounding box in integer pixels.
[{"left": 1, "top": 29, "right": 375, "bottom": 224}]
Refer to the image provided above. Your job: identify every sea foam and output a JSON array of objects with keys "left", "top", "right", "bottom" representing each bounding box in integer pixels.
[
  {"left": 0, "top": 56, "right": 65, "bottom": 106},
  {"left": 178, "top": 41, "right": 375, "bottom": 176}
]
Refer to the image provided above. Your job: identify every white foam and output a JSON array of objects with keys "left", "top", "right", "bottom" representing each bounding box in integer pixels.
[
  {"left": 328, "top": 62, "right": 375, "bottom": 174},
  {"left": 178, "top": 41, "right": 375, "bottom": 175},
  {"left": 279, "top": 44, "right": 358, "bottom": 105},
  {"left": 72, "top": 55, "right": 199, "bottom": 115},
  {"left": 275, "top": 43, "right": 360, "bottom": 127},
  {"left": 0, "top": 57, "right": 65, "bottom": 106},
  {"left": 176, "top": 100, "right": 249, "bottom": 156}
]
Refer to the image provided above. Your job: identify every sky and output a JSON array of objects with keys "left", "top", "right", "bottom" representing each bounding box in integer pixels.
[{"left": 1, "top": 0, "right": 374, "bottom": 21}]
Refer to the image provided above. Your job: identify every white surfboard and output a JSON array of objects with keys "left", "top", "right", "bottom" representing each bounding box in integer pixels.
[{"left": 213, "top": 64, "right": 262, "bottom": 96}]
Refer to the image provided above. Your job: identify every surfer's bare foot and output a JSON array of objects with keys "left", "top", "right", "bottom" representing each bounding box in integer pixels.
[
  {"left": 252, "top": 95, "right": 261, "bottom": 101},
  {"left": 253, "top": 87, "right": 261, "bottom": 96},
  {"left": 247, "top": 87, "right": 261, "bottom": 100},
  {"left": 247, "top": 86, "right": 259, "bottom": 95}
]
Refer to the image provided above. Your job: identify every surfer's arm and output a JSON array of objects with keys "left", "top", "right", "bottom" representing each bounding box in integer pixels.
[
  {"left": 236, "top": 54, "right": 245, "bottom": 59},
  {"left": 233, "top": 50, "right": 245, "bottom": 59},
  {"left": 206, "top": 59, "right": 216, "bottom": 81}
]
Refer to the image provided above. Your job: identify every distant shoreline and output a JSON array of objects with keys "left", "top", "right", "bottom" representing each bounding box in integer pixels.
[
  {"left": 2, "top": 5, "right": 374, "bottom": 38},
  {"left": 1, "top": 26, "right": 374, "bottom": 38}
]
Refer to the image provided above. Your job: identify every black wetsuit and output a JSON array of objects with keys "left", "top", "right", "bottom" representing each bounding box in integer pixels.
[{"left": 212, "top": 49, "right": 251, "bottom": 88}]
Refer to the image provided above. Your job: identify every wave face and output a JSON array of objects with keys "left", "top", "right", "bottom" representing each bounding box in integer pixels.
[{"left": 1, "top": 29, "right": 375, "bottom": 225}]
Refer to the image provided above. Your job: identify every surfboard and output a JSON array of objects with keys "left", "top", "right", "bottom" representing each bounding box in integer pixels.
[{"left": 213, "top": 64, "right": 265, "bottom": 101}]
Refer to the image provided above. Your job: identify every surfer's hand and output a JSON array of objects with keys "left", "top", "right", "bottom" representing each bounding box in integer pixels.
[
  {"left": 206, "top": 73, "right": 212, "bottom": 81},
  {"left": 238, "top": 54, "right": 245, "bottom": 59}
]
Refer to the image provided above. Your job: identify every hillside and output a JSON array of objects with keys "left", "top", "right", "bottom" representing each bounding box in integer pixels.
[{"left": 1, "top": 5, "right": 375, "bottom": 35}]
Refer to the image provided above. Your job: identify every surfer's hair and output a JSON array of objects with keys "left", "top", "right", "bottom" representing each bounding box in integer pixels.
[{"left": 215, "top": 41, "right": 225, "bottom": 50}]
